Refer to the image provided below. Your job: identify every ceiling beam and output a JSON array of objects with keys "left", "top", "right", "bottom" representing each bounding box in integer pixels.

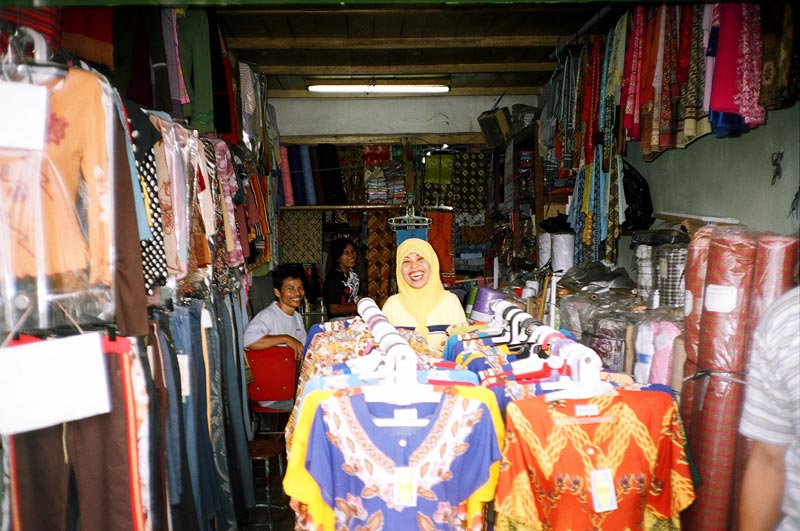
[
  {"left": 218, "top": 6, "right": 571, "bottom": 16},
  {"left": 266, "top": 86, "right": 541, "bottom": 98},
  {"left": 228, "top": 35, "right": 566, "bottom": 50},
  {"left": 281, "top": 133, "right": 486, "bottom": 146},
  {"left": 258, "top": 62, "right": 557, "bottom": 75}
]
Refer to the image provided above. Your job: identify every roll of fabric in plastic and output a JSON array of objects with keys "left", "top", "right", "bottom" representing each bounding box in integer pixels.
[
  {"left": 679, "top": 225, "right": 713, "bottom": 429},
  {"left": 747, "top": 233, "right": 799, "bottom": 341},
  {"left": 656, "top": 244, "right": 688, "bottom": 307},
  {"left": 551, "top": 233, "right": 575, "bottom": 273},
  {"left": 731, "top": 231, "right": 799, "bottom": 523},
  {"left": 635, "top": 244, "right": 655, "bottom": 301},
  {"left": 537, "top": 232, "right": 552, "bottom": 268},
  {"left": 280, "top": 146, "right": 294, "bottom": 206},
  {"left": 299, "top": 145, "right": 317, "bottom": 205},
  {"left": 682, "top": 225, "right": 757, "bottom": 531}
]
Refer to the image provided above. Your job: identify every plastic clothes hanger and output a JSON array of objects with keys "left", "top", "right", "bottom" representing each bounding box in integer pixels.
[
  {"left": 2, "top": 26, "right": 67, "bottom": 83},
  {"left": 545, "top": 347, "right": 613, "bottom": 402},
  {"left": 388, "top": 204, "right": 432, "bottom": 230}
]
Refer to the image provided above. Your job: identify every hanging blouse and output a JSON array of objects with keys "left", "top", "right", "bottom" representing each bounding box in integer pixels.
[
  {"left": 285, "top": 386, "right": 504, "bottom": 531},
  {"left": 1, "top": 69, "right": 112, "bottom": 286},
  {"left": 494, "top": 390, "right": 695, "bottom": 531}
]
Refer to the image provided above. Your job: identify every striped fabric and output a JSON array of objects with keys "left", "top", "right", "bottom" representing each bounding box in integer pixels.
[
  {"left": 682, "top": 225, "right": 758, "bottom": 531},
  {"left": 0, "top": 7, "right": 62, "bottom": 51}
]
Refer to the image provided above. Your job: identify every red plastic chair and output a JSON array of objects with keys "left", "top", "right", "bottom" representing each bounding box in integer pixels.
[
  {"left": 246, "top": 345, "right": 299, "bottom": 426},
  {"left": 244, "top": 346, "right": 299, "bottom": 529}
]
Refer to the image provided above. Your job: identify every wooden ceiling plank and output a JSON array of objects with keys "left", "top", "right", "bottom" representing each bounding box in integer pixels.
[
  {"left": 227, "top": 35, "right": 566, "bottom": 50},
  {"left": 257, "top": 62, "right": 557, "bottom": 75},
  {"left": 280, "top": 133, "right": 487, "bottom": 146},
  {"left": 217, "top": 6, "right": 582, "bottom": 17}
]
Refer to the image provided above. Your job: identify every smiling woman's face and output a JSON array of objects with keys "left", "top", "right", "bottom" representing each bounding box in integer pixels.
[{"left": 401, "top": 252, "right": 431, "bottom": 289}]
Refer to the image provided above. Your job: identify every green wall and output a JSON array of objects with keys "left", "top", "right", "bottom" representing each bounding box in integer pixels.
[{"left": 625, "top": 103, "right": 800, "bottom": 236}]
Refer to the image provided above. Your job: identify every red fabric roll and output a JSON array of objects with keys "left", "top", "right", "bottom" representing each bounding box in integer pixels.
[
  {"left": 280, "top": 146, "right": 294, "bottom": 206},
  {"left": 730, "top": 232, "right": 799, "bottom": 530},
  {"left": 679, "top": 225, "right": 714, "bottom": 431},
  {"left": 682, "top": 226, "right": 758, "bottom": 531},
  {"left": 746, "top": 233, "right": 800, "bottom": 342}
]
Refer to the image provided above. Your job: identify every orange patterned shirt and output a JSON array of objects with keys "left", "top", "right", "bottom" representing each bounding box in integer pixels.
[{"left": 495, "top": 389, "right": 695, "bottom": 530}]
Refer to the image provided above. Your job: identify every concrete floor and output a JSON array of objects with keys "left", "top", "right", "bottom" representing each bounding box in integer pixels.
[{"left": 240, "top": 454, "right": 295, "bottom": 531}]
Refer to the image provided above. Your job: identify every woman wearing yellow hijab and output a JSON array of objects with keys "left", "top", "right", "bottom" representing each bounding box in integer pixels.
[{"left": 382, "top": 238, "right": 467, "bottom": 353}]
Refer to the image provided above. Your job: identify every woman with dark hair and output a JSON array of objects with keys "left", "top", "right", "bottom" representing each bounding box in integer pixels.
[{"left": 323, "top": 237, "right": 361, "bottom": 318}]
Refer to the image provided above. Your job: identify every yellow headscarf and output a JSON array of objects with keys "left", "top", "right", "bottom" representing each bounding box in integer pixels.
[{"left": 394, "top": 238, "right": 447, "bottom": 338}]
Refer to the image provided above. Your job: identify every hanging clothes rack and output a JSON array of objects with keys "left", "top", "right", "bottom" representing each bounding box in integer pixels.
[{"left": 388, "top": 204, "right": 432, "bottom": 231}]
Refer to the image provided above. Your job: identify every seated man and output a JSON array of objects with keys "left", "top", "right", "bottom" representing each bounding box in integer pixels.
[{"left": 243, "top": 263, "right": 308, "bottom": 409}]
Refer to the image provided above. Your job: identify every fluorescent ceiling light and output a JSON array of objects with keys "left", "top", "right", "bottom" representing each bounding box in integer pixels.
[{"left": 307, "top": 83, "right": 450, "bottom": 94}]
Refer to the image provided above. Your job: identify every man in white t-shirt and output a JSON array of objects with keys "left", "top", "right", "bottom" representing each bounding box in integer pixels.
[
  {"left": 243, "top": 264, "right": 309, "bottom": 410},
  {"left": 243, "top": 263, "right": 308, "bottom": 359},
  {"left": 738, "top": 285, "right": 800, "bottom": 531}
]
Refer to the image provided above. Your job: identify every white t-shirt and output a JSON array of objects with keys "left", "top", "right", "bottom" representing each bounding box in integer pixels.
[
  {"left": 243, "top": 301, "right": 307, "bottom": 348},
  {"left": 243, "top": 301, "right": 307, "bottom": 409},
  {"left": 739, "top": 286, "right": 800, "bottom": 531}
]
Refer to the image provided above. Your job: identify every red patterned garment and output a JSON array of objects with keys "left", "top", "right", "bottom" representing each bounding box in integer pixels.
[
  {"left": 495, "top": 389, "right": 695, "bottom": 531},
  {"left": 622, "top": 6, "right": 646, "bottom": 141},
  {"left": 735, "top": 3, "right": 766, "bottom": 127},
  {"left": 363, "top": 144, "right": 391, "bottom": 166},
  {"left": 658, "top": 5, "right": 680, "bottom": 149}
]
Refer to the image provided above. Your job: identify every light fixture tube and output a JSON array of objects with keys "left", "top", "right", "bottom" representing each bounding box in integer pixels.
[{"left": 307, "top": 84, "right": 450, "bottom": 94}]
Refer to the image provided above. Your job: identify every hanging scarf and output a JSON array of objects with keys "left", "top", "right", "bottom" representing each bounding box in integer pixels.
[{"left": 393, "top": 238, "right": 448, "bottom": 339}]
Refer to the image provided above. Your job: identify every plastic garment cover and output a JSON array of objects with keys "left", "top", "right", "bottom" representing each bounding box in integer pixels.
[{"left": 0, "top": 69, "right": 115, "bottom": 335}]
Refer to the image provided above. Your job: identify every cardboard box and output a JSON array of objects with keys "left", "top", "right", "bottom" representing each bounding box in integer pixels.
[{"left": 478, "top": 107, "right": 512, "bottom": 147}]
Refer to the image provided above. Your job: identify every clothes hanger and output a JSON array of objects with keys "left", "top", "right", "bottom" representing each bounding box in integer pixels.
[
  {"left": 545, "top": 346, "right": 614, "bottom": 402},
  {"left": 2, "top": 26, "right": 67, "bottom": 83},
  {"left": 388, "top": 204, "right": 432, "bottom": 230}
]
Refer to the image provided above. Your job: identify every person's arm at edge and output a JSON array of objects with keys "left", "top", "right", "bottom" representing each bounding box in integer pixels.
[{"left": 738, "top": 438, "right": 787, "bottom": 531}]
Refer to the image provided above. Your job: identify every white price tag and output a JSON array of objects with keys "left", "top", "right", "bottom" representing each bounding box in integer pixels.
[
  {"left": 177, "top": 354, "right": 191, "bottom": 397},
  {"left": 392, "top": 467, "right": 418, "bottom": 508},
  {"left": 575, "top": 404, "right": 599, "bottom": 417},
  {"left": 0, "top": 81, "right": 48, "bottom": 150},
  {"left": 704, "top": 284, "right": 737, "bottom": 313},
  {"left": 590, "top": 469, "right": 618, "bottom": 513},
  {"left": 201, "top": 309, "right": 214, "bottom": 328}
]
